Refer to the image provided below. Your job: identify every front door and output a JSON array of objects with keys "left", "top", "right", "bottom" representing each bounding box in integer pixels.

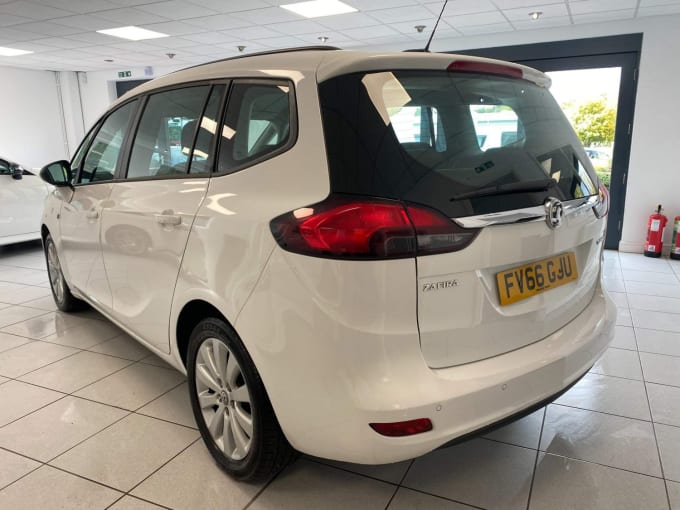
[
  {"left": 101, "top": 84, "right": 224, "bottom": 351},
  {"left": 59, "top": 99, "right": 138, "bottom": 308}
]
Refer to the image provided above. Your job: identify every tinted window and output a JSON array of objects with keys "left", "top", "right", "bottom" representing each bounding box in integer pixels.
[
  {"left": 319, "top": 71, "right": 597, "bottom": 218},
  {"left": 217, "top": 81, "right": 292, "bottom": 173},
  {"left": 80, "top": 100, "right": 137, "bottom": 184},
  {"left": 0, "top": 160, "right": 10, "bottom": 174},
  {"left": 127, "top": 86, "right": 211, "bottom": 179}
]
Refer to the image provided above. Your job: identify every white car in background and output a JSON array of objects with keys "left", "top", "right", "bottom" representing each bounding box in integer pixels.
[
  {"left": 37, "top": 48, "right": 616, "bottom": 482},
  {"left": 0, "top": 157, "right": 50, "bottom": 247}
]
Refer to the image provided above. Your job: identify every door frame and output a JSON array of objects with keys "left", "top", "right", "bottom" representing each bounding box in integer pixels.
[{"left": 454, "top": 34, "right": 642, "bottom": 250}]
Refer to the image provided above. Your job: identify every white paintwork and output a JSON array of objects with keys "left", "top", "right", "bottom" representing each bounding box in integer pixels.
[
  {"left": 41, "top": 49, "right": 615, "bottom": 465},
  {"left": 0, "top": 171, "right": 49, "bottom": 247}
]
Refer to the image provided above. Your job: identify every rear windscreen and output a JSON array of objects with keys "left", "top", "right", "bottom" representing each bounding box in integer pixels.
[{"left": 319, "top": 70, "right": 598, "bottom": 218}]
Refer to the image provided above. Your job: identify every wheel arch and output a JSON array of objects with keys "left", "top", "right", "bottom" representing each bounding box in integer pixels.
[{"left": 175, "top": 299, "right": 235, "bottom": 369}]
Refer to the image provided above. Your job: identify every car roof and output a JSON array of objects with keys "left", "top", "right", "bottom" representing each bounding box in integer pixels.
[{"left": 115, "top": 47, "right": 550, "bottom": 107}]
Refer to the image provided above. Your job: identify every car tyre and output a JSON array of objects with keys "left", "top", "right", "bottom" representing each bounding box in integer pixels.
[
  {"left": 187, "top": 317, "right": 296, "bottom": 481},
  {"left": 44, "top": 234, "right": 86, "bottom": 312}
]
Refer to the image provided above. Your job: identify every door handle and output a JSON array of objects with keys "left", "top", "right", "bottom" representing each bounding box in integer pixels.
[
  {"left": 155, "top": 211, "right": 182, "bottom": 226},
  {"left": 86, "top": 210, "right": 99, "bottom": 219}
]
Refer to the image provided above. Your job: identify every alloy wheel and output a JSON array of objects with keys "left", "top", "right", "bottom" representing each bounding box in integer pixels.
[
  {"left": 195, "top": 337, "right": 253, "bottom": 461},
  {"left": 47, "top": 241, "right": 65, "bottom": 304}
]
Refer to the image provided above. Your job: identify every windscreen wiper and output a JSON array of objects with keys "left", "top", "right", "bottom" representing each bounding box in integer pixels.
[{"left": 450, "top": 178, "right": 557, "bottom": 201}]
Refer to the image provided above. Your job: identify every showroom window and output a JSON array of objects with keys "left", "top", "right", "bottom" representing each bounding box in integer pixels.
[
  {"left": 469, "top": 104, "right": 524, "bottom": 151},
  {"left": 127, "top": 86, "right": 213, "bottom": 179},
  {"left": 80, "top": 99, "right": 137, "bottom": 184},
  {"left": 217, "top": 81, "right": 294, "bottom": 174}
]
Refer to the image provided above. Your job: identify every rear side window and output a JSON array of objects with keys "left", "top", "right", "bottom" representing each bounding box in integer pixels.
[
  {"left": 127, "top": 86, "right": 211, "bottom": 179},
  {"left": 217, "top": 81, "right": 293, "bottom": 174},
  {"left": 80, "top": 100, "right": 137, "bottom": 184},
  {"left": 319, "top": 71, "right": 597, "bottom": 218}
]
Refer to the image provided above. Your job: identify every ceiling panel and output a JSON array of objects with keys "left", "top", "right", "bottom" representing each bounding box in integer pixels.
[{"left": 0, "top": 0, "right": 678, "bottom": 71}]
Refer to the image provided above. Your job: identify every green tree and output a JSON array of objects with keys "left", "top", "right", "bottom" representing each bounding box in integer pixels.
[{"left": 570, "top": 98, "right": 616, "bottom": 147}]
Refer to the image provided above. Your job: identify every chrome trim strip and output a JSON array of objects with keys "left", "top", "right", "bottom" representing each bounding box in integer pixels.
[{"left": 453, "top": 195, "right": 598, "bottom": 228}]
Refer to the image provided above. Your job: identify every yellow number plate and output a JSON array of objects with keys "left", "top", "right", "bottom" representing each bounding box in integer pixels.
[{"left": 496, "top": 252, "right": 578, "bottom": 306}]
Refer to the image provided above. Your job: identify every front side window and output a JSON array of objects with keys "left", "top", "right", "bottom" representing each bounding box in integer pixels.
[
  {"left": 127, "top": 86, "right": 212, "bottom": 179},
  {"left": 217, "top": 81, "right": 293, "bottom": 174},
  {"left": 80, "top": 100, "right": 137, "bottom": 184}
]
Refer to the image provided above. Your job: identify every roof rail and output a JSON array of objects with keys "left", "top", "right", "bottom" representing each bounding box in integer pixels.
[{"left": 175, "top": 46, "right": 343, "bottom": 73}]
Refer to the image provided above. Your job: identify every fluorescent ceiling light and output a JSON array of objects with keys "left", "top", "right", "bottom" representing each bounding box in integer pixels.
[
  {"left": 281, "top": 0, "right": 357, "bottom": 18},
  {"left": 0, "top": 46, "right": 34, "bottom": 56},
  {"left": 97, "top": 26, "right": 169, "bottom": 41}
]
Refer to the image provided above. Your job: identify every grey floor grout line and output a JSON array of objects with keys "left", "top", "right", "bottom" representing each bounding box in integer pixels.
[
  {"left": 524, "top": 407, "right": 547, "bottom": 510},
  {"left": 633, "top": 325, "right": 674, "bottom": 510}
]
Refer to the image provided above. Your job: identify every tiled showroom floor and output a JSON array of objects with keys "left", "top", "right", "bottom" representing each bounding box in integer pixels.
[{"left": 0, "top": 242, "right": 679, "bottom": 510}]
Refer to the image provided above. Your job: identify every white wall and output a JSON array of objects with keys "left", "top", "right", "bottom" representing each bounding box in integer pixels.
[
  {"left": 364, "top": 15, "right": 680, "bottom": 254},
  {"left": 0, "top": 66, "right": 69, "bottom": 169}
]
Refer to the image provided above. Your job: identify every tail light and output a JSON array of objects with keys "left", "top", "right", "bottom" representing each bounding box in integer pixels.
[
  {"left": 593, "top": 183, "right": 609, "bottom": 219},
  {"left": 270, "top": 194, "right": 478, "bottom": 260}
]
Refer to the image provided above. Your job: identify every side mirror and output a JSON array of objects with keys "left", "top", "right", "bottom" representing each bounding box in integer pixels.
[
  {"left": 39, "top": 160, "right": 73, "bottom": 187},
  {"left": 11, "top": 165, "right": 23, "bottom": 180}
]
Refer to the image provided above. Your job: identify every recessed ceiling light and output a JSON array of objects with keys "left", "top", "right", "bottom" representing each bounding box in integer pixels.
[
  {"left": 529, "top": 11, "right": 542, "bottom": 20},
  {"left": 0, "top": 46, "right": 34, "bottom": 56},
  {"left": 318, "top": 36, "right": 329, "bottom": 43},
  {"left": 281, "top": 0, "right": 357, "bottom": 18},
  {"left": 97, "top": 26, "right": 169, "bottom": 41}
]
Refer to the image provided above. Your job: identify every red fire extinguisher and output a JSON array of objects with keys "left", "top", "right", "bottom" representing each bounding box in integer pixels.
[
  {"left": 671, "top": 216, "right": 680, "bottom": 260},
  {"left": 644, "top": 205, "right": 667, "bottom": 258}
]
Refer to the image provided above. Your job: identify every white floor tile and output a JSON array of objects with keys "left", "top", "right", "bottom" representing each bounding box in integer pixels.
[
  {"left": 0, "top": 396, "right": 128, "bottom": 461},
  {"left": 0, "top": 341, "right": 78, "bottom": 378},
  {"left": 556, "top": 373, "right": 650, "bottom": 421},
  {"left": 626, "top": 281, "right": 680, "bottom": 299},
  {"left": 608, "top": 291, "right": 629, "bottom": 308},
  {"left": 632, "top": 309, "right": 680, "bottom": 333},
  {"left": 41, "top": 319, "right": 123, "bottom": 349},
  {"left": 540, "top": 405, "right": 662, "bottom": 476},
  {"left": 0, "top": 332, "right": 32, "bottom": 353},
  {"left": 19, "top": 295, "right": 58, "bottom": 312},
  {"left": 74, "top": 363, "right": 185, "bottom": 410},
  {"left": 616, "top": 308, "right": 632, "bottom": 326},
  {"left": 656, "top": 423, "right": 680, "bottom": 482},
  {"left": 310, "top": 457, "right": 412, "bottom": 485},
  {"left": 0, "top": 465, "right": 121, "bottom": 509},
  {"left": 623, "top": 269, "right": 679, "bottom": 284},
  {"left": 669, "top": 481, "right": 680, "bottom": 510},
  {"left": 388, "top": 488, "right": 475, "bottom": 509},
  {"left": 137, "top": 382, "right": 195, "bottom": 428},
  {"left": 647, "top": 383, "right": 680, "bottom": 427},
  {"left": 0, "top": 311, "right": 84, "bottom": 339},
  {"left": 18, "top": 351, "right": 133, "bottom": 393},
  {"left": 483, "top": 408, "right": 545, "bottom": 449},
  {"left": 0, "top": 449, "right": 40, "bottom": 490},
  {"left": 602, "top": 277, "right": 625, "bottom": 292},
  {"left": 132, "top": 441, "right": 263, "bottom": 510},
  {"left": 640, "top": 352, "right": 680, "bottom": 387},
  {"left": 591, "top": 347, "right": 643, "bottom": 380},
  {"left": 108, "top": 496, "right": 166, "bottom": 509},
  {"left": 636, "top": 328, "right": 680, "bottom": 357},
  {"left": 610, "top": 326, "right": 637, "bottom": 350},
  {"left": 402, "top": 439, "right": 535, "bottom": 510},
  {"left": 618, "top": 253, "right": 674, "bottom": 273},
  {"left": 529, "top": 453, "right": 669, "bottom": 510},
  {"left": 628, "top": 293, "right": 680, "bottom": 314},
  {"left": 249, "top": 459, "right": 396, "bottom": 510},
  {"left": 88, "top": 334, "right": 152, "bottom": 361},
  {"left": 50, "top": 414, "right": 199, "bottom": 492},
  {"left": 0, "top": 305, "right": 49, "bottom": 329},
  {"left": 0, "top": 381, "right": 64, "bottom": 427}
]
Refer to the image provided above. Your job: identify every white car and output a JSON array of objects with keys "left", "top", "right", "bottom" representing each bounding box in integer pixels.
[
  {"left": 38, "top": 48, "right": 616, "bottom": 481},
  {"left": 0, "top": 157, "right": 49, "bottom": 246}
]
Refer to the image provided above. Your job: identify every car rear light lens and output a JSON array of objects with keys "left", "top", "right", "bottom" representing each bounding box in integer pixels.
[
  {"left": 270, "top": 195, "right": 478, "bottom": 259},
  {"left": 593, "top": 183, "right": 609, "bottom": 219},
  {"left": 447, "top": 60, "right": 524, "bottom": 80},
  {"left": 369, "top": 418, "right": 433, "bottom": 437}
]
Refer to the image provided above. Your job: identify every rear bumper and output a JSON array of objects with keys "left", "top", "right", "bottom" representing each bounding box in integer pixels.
[{"left": 238, "top": 250, "right": 616, "bottom": 464}]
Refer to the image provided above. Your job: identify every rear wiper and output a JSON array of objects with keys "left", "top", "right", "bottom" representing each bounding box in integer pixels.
[{"left": 450, "top": 178, "right": 557, "bottom": 201}]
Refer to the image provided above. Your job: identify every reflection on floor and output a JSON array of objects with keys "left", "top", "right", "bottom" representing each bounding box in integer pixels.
[{"left": 0, "top": 242, "right": 679, "bottom": 509}]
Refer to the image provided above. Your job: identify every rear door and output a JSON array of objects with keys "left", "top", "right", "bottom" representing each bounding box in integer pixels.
[
  {"left": 319, "top": 67, "right": 607, "bottom": 369},
  {"left": 101, "top": 83, "right": 225, "bottom": 352}
]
